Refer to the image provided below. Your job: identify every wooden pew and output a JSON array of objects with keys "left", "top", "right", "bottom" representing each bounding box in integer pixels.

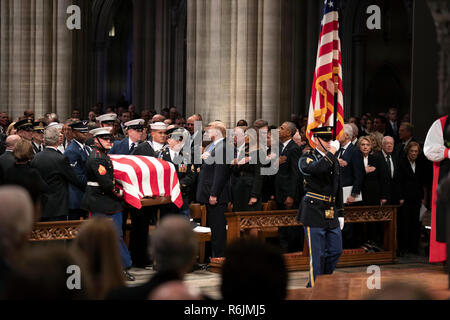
[{"left": 209, "top": 205, "right": 399, "bottom": 273}]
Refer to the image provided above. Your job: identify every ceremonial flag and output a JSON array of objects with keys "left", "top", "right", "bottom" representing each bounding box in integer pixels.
[
  {"left": 306, "top": 0, "right": 344, "bottom": 148},
  {"left": 110, "top": 155, "right": 183, "bottom": 210}
]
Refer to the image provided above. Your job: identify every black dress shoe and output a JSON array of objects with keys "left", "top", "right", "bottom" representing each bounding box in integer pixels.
[{"left": 124, "top": 270, "right": 135, "bottom": 281}]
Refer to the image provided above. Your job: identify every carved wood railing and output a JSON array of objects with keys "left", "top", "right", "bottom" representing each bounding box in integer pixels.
[
  {"left": 30, "top": 221, "right": 84, "bottom": 242},
  {"left": 209, "top": 205, "right": 398, "bottom": 272}
]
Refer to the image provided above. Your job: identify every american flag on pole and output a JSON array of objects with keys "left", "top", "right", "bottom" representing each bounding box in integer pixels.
[
  {"left": 306, "top": 0, "right": 344, "bottom": 148},
  {"left": 110, "top": 155, "right": 183, "bottom": 210}
]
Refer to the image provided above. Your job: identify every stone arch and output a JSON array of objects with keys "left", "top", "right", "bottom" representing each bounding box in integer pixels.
[{"left": 92, "top": 0, "right": 131, "bottom": 107}]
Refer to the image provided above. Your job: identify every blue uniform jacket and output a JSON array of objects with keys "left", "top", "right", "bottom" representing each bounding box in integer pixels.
[
  {"left": 109, "top": 138, "right": 132, "bottom": 155},
  {"left": 64, "top": 140, "right": 90, "bottom": 210}
]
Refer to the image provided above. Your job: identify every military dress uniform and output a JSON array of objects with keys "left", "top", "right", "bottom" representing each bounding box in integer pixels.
[
  {"left": 297, "top": 127, "right": 343, "bottom": 288},
  {"left": 81, "top": 129, "right": 132, "bottom": 270},
  {"left": 158, "top": 145, "right": 196, "bottom": 219}
]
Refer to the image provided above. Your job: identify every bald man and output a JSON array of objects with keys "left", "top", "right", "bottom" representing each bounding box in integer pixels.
[{"left": 0, "top": 135, "right": 21, "bottom": 180}]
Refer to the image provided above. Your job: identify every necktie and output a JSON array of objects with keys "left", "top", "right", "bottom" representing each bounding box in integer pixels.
[
  {"left": 386, "top": 155, "right": 393, "bottom": 178},
  {"left": 338, "top": 148, "right": 345, "bottom": 159},
  {"left": 207, "top": 143, "right": 215, "bottom": 153},
  {"left": 130, "top": 143, "right": 135, "bottom": 152}
]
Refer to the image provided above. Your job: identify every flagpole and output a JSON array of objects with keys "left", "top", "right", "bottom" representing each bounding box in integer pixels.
[{"left": 333, "top": 72, "right": 339, "bottom": 141}]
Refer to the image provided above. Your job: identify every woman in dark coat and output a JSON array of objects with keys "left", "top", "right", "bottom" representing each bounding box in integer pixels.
[
  {"left": 358, "top": 136, "right": 390, "bottom": 250},
  {"left": 231, "top": 128, "right": 263, "bottom": 212},
  {"left": 359, "top": 136, "right": 390, "bottom": 205},
  {"left": 398, "top": 142, "right": 426, "bottom": 255},
  {"left": 4, "top": 139, "right": 48, "bottom": 221}
]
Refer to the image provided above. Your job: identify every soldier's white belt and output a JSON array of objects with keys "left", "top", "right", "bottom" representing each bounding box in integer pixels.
[{"left": 87, "top": 182, "right": 100, "bottom": 187}]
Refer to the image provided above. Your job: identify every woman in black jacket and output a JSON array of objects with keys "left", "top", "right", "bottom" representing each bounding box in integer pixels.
[
  {"left": 231, "top": 128, "right": 263, "bottom": 212},
  {"left": 358, "top": 136, "right": 390, "bottom": 250},
  {"left": 4, "top": 139, "right": 48, "bottom": 221},
  {"left": 398, "top": 142, "right": 426, "bottom": 255}
]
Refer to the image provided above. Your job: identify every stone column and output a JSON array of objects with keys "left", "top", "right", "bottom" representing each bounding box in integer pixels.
[
  {"left": 426, "top": 0, "right": 450, "bottom": 116},
  {"left": 0, "top": 0, "right": 72, "bottom": 121},
  {"left": 186, "top": 0, "right": 293, "bottom": 127}
]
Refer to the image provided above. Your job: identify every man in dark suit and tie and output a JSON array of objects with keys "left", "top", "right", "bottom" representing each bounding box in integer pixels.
[
  {"left": 31, "top": 125, "right": 86, "bottom": 221},
  {"left": 196, "top": 121, "right": 231, "bottom": 258},
  {"left": 385, "top": 107, "right": 400, "bottom": 143},
  {"left": 64, "top": 121, "right": 92, "bottom": 220},
  {"left": 110, "top": 119, "right": 146, "bottom": 155},
  {"left": 338, "top": 124, "right": 365, "bottom": 248},
  {"left": 375, "top": 136, "right": 404, "bottom": 206},
  {"left": 395, "top": 122, "right": 416, "bottom": 159},
  {"left": 275, "top": 121, "right": 303, "bottom": 253}
]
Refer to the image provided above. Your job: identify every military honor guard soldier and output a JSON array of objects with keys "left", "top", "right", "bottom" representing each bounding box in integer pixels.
[
  {"left": 297, "top": 126, "right": 345, "bottom": 288},
  {"left": 65, "top": 120, "right": 92, "bottom": 220},
  {"left": 81, "top": 127, "right": 135, "bottom": 281},
  {"left": 157, "top": 127, "right": 196, "bottom": 219},
  {"left": 109, "top": 119, "right": 145, "bottom": 155}
]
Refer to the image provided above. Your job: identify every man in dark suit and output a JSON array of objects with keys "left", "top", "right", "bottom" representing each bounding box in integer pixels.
[
  {"left": 64, "top": 121, "right": 92, "bottom": 220},
  {"left": 374, "top": 136, "right": 404, "bottom": 206},
  {"left": 338, "top": 124, "right": 364, "bottom": 203},
  {"left": 158, "top": 127, "right": 196, "bottom": 219},
  {"left": 386, "top": 107, "right": 400, "bottom": 142},
  {"left": 275, "top": 122, "right": 302, "bottom": 253},
  {"left": 395, "top": 122, "right": 416, "bottom": 159},
  {"left": 0, "top": 135, "right": 20, "bottom": 183},
  {"left": 132, "top": 122, "right": 168, "bottom": 157},
  {"left": 110, "top": 119, "right": 145, "bottom": 155},
  {"left": 196, "top": 121, "right": 231, "bottom": 258},
  {"left": 338, "top": 124, "right": 365, "bottom": 248},
  {"left": 31, "top": 126, "right": 85, "bottom": 221}
]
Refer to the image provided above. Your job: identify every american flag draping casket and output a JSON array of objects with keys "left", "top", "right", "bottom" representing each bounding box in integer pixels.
[{"left": 109, "top": 155, "right": 183, "bottom": 210}]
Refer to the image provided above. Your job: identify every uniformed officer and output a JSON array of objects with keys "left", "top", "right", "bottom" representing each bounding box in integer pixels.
[
  {"left": 297, "top": 126, "right": 345, "bottom": 288},
  {"left": 14, "top": 119, "right": 34, "bottom": 141},
  {"left": 65, "top": 120, "right": 91, "bottom": 220},
  {"left": 81, "top": 127, "right": 135, "bottom": 281},
  {"left": 157, "top": 127, "right": 196, "bottom": 219},
  {"left": 85, "top": 113, "right": 118, "bottom": 147},
  {"left": 32, "top": 121, "right": 46, "bottom": 154}
]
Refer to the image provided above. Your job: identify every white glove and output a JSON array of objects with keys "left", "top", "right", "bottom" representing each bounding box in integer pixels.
[
  {"left": 338, "top": 217, "right": 345, "bottom": 231},
  {"left": 330, "top": 140, "right": 341, "bottom": 151}
]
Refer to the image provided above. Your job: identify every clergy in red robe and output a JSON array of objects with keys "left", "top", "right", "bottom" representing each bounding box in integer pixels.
[{"left": 424, "top": 115, "right": 450, "bottom": 263}]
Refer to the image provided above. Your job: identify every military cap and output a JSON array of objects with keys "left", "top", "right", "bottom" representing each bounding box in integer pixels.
[
  {"left": 125, "top": 119, "right": 145, "bottom": 130},
  {"left": 14, "top": 119, "right": 34, "bottom": 131},
  {"left": 150, "top": 122, "right": 168, "bottom": 131},
  {"left": 90, "top": 127, "right": 112, "bottom": 138},
  {"left": 33, "top": 121, "right": 46, "bottom": 132},
  {"left": 96, "top": 113, "right": 117, "bottom": 124},
  {"left": 69, "top": 120, "right": 89, "bottom": 133},
  {"left": 311, "top": 126, "right": 334, "bottom": 140}
]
